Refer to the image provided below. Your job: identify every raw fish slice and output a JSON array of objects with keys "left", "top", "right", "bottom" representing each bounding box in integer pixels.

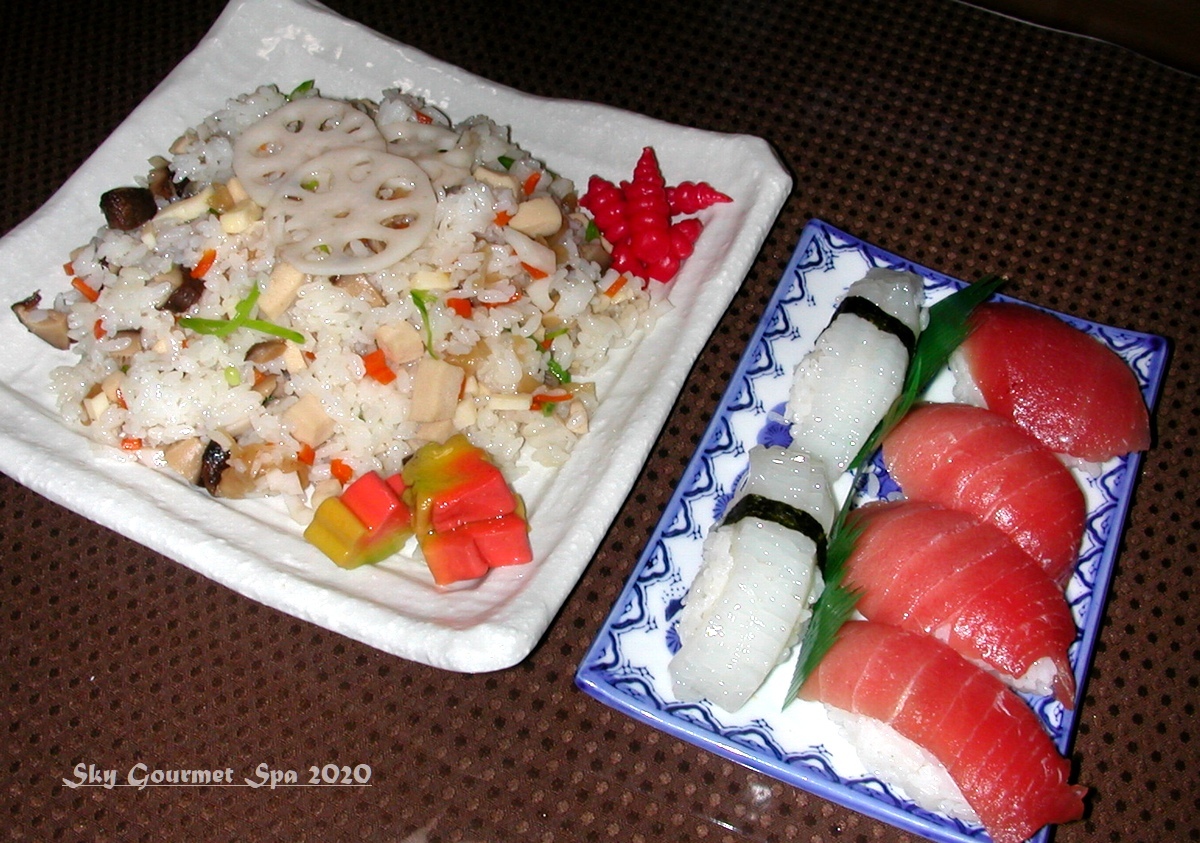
[
  {"left": 953, "top": 301, "right": 1151, "bottom": 462},
  {"left": 799, "top": 621, "right": 1087, "bottom": 843},
  {"left": 882, "top": 402, "right": 1086, "bottom": 583},
  {"left": 845, "top": 500, "right": 1078, "bottom": 704},
  {"left": 786, "top": 268, "right": 923, "bottom": 477},
  {"left": 670, "top": 445, "right": 835, "bottom": 711}
]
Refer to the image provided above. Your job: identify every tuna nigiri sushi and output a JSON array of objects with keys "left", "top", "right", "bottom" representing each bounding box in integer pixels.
[
  {"left": 786, "top": 268, "right": 924, "bottom": 477},
  {"left": 670, "top": 445, "right": 835, "bottom": 711},
  {"left": 844, "top": 499, "right": 1078, "bottom": 705},
  {"left": 799, "top": 621, "right": 1087, "bottom": 843},
  {"left": 952, "top": 301, "right": 1151, "bottom": 463},
  {"left": 882, "top": 402, "right": 1086, "bottom": 583}
]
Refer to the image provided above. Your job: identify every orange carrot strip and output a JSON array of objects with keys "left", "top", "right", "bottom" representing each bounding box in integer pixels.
[
  {"left": 603, "top": 275, "right": 629, "bottom": 297},
  {"left": 63, "top": 262, "right": 74, "bottom": 276},
  {"left": 530, "top": 391, "right": 570, "bottom": 412},
  {"left": 482, "top": 290, "right": 523, "bottom": 308},
  {"left": 190, "top": 249, "right": 218, "bottom": 280},
  {"left": 522, "top": 171, "right": 541, "bottom": 196},
  {"left": 297, "top": 443, "right": 316, "bottom": 466},
  {"left": 447, "top": 297, "right": 473, "bottom": 318},
  {"left": 72, "top": 277, "right": 100, "bottom": 302},
  {"left": 330, "top": 458, "right": 354, "bottom": 485},
  {"left": 520, "top": 262, "right": 548, "bottom": 280},
  {"left": 119, "top": 437, "right": 143, "bottom": 451},
  {"left": 361, "top": 348, "right": 397, "bottom": 385},
  {"left": 93, "top": 319, "right": 106, "bottom": 339},
  {"left": 494, "top": 210, "right": 513, "bottom": 227}
]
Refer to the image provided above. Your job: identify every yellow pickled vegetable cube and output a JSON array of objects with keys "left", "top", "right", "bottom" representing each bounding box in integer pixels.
[{"left": 303, "top": 497, "right": 370, "bottom": 569}]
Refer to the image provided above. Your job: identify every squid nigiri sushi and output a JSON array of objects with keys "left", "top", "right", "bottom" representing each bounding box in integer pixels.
[
  {"left": 670, "top": 445, "right": 835, "bottom": 711},
  {"left": 845, "top": 499, "right": 1078, "bottom": 705},
  {"left": 799, "top": 620, "right": 1087, "bottom": 843},
  {"left": 786, "top": 268, "right": 924, "bottom": 477},
  {"left": 951, "top": 301, "right": 1151, "bottom": 463},
  {"left": 882, "top": 402, "right": 1086, "bottom": 584}
]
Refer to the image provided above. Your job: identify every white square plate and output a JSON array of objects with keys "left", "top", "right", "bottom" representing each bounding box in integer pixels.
[
  {"left": 0, "top": 0, "right": 791, "bottom": 672},
  {"left": 576, "top": 219, "right": 1169, "bottom": 841}
]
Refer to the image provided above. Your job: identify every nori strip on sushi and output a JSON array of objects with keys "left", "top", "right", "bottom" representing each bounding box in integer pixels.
[
  {"left": 669, "top": 445, "right": 834, "bottom": 711},
  {"left": 723, "top": 493, "right": 828, "bottom": 566},
  {"left": 833, "top": 295, "right": 917, "bottom": 356}
]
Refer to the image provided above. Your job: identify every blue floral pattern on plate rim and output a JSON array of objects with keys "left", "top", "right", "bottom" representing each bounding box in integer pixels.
[{"left": 575, "top": 219, "right": 1170, "bottom": 843}]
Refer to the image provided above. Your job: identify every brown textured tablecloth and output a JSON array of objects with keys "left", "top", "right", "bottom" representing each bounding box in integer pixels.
[{"left": 2, "top": 1, "right": 1197, "bottom": 841}]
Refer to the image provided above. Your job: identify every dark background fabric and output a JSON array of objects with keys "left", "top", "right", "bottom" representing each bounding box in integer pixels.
[{"left": 2, "top": 1, "right": 1197, "bottom": 841}]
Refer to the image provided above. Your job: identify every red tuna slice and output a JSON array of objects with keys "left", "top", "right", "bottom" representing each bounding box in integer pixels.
[
  {"left": 959, "top": 301, "right": 1151, "bottom": 462},
  {"left": 799, "top": 621, "right": 1087, "bottom": 843},
  {"left": 882, "top": 402, "right": 1086, "bottom": 583},
  {"left": 845, "top": 500, "right": 1078, "bottom": 705}
]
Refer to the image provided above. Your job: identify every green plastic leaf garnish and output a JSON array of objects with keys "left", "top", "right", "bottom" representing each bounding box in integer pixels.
[
  {"left": 497, "top": 155, "right": 515, "bottom": 171},
  {"left": 783, "top": 274, "right": 1005, "bottom": 707},
  {"left": 785, "top": 519, "right": 863, "bottom": 705},
  {"left": 846, "top": 275, "right": 1006, "bottom": 472}
]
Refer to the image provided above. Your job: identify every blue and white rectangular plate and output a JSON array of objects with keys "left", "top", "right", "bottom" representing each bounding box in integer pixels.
[{"left": 575, "top": 219, "right": 1169, "bottom": 842}]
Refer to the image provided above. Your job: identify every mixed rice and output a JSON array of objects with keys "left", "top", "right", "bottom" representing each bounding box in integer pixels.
[{"left": 27, "top": 83, "right": 666, "bottom": 523}]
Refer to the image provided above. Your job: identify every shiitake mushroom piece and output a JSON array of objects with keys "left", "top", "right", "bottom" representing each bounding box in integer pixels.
[
  {"left": 99, "top": 186, "right": 158, "bottom": 231},
  {"left": 11, "top": 291, "right": 72, "bottom": 349},
  {"left": 159, "top": 272, "right": 206, "bottom": 314},
  {"left": 197, "top": 440, "right": 230, "bottom": 495}
]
